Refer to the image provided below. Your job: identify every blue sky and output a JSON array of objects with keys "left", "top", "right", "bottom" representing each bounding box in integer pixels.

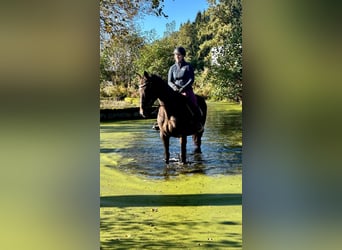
[{"left": 135, "top": 0, "right": 209, "bottom": 39}]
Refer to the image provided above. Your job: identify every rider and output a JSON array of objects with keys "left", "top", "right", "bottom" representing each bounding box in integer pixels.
[{"left": 167, "top": 46, "right": 203, "bottom": 133}]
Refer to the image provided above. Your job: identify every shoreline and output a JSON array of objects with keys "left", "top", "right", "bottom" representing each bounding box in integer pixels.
[{"left": 100, "top": 106, "right": 158, "bottom": 121}]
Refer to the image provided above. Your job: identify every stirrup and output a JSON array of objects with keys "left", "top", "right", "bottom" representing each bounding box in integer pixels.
[{"left": 152, "top": 122, "right": 159, "bottom": 131}]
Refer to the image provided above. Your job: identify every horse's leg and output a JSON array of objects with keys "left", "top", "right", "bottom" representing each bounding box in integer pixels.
[
  {"left": 192, "top": 132, "right": 203, "bottom": 154},
  {"left": 193, "top": 96, "right": 206, "bottom": 154},
  {"left": 180, "top": 135, "right": 187, "bottom": 163},
  {"left": 161, "top": 133, "right": 170, "bottom": 164}
]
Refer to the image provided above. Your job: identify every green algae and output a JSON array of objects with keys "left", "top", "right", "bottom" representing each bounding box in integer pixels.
[
  {"left": 100, "top": 102, "right": 242, "bottom": 249},
  {"left": 208, "top": 101, "right": 242, "bottom": 112},
  {"left": 100, "top": 167, "right": 242, "bottom": 249}
]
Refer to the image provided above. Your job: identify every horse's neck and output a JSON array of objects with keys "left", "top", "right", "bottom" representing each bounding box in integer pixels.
[
  {"left": 156, "top": 82, "right": 184, "bottom": 112},
  {"left": 155, "top": 79, "right": 173, "bottom": 106}
]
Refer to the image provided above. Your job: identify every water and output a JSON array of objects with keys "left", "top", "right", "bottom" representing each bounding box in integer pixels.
[{"left": 100, "top": 102, "right": 242, "bottom": 179}]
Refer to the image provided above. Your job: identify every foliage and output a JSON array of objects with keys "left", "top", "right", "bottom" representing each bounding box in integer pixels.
[
  {"left": 100, "top": 33, "right": 144, "bottom": 88},
  {"left": 175, "top": 12, "right": 212, "bottom": 71},
  {"left": 201, "top": 0, "right": 242, "bottom": 101},
  {"left": 100, "top": 81, "right": 139, "bottom": 101},
  {"left": 100, "top": 0, "right": 243, "bottom": 103},
  {"left": 134, "top": 37, "right": 176, "bottom": 79},
  {"left": 163, "top": 20, "right": 176, "bottom": 38},
  {"left": 209, "top": 30, "right": 242, "bottom": 101},
  {"left": 100, "top": 0, "right": 167, "bottom": 43},
  {"left": 100, "top": 0, "right": 171, "bottom": 101},
  {"left": 192, "top": 68, "right": 213, "bottom": 98}
]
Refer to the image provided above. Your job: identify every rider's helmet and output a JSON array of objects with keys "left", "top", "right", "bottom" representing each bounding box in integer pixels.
[{"left": 173, "top": 46, "right": 186, "bottom": 56}]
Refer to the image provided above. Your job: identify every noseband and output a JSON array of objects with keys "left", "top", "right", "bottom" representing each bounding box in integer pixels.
[{"left": 139, "top": 83, "right": 147, "bottom": 89}]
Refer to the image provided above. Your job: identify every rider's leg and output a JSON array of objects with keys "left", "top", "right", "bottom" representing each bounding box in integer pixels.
[{"left": 184, "top": 89, "right": 203, "bottom": 133}]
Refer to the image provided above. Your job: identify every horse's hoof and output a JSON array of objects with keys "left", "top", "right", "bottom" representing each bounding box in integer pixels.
[
  {"left": 194, "top": 148, "right": 202, "bottom": 154},
  {"left": 178, "top": 161, "right": 187, "bottom": 166}
]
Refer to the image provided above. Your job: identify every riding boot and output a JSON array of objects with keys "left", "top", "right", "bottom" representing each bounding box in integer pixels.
[{"left": 185, "top": 97, "right": 203, "bottom": 133}]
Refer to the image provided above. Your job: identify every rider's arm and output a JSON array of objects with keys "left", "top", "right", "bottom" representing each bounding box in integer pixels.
[
  {"left": 178, "top": 65, "right": 194, "bottom": 93},
  {"left": 168, "top": 65, "right": 179, "bottom": 91}
]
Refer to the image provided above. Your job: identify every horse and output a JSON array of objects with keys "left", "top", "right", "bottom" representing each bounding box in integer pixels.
[{"left": 138, "top": 71, "right": 207, "bottom": 164}]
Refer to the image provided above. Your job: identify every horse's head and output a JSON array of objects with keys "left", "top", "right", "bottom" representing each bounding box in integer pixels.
[{"left": 138, "top": 71, "right": 159, "bottom": 118}]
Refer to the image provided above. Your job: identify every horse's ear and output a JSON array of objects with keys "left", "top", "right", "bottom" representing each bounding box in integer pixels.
[{"left": 143, "top": 71, "right": 149, "bottom": 78}]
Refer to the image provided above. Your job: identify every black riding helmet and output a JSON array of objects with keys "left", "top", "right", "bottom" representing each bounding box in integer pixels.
[{"left": 173, "top": 46, "right": 186, "bottom": 56}]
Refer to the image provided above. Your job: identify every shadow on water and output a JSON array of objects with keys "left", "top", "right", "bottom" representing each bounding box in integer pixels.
[
  {"left": 100, "top": 103, "right": 242, "bottom": 179},
  {"left": 100, "top": 193, "right": 242, "bottom": 207}
]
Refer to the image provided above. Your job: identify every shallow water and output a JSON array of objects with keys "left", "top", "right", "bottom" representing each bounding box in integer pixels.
[{"left": 100, "top": 102, "right": 242, "bottom": 179}]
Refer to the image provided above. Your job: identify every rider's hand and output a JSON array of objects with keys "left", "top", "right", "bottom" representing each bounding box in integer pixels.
[{"left": 171, "top": 84, "right": 179, "bottom": 91}]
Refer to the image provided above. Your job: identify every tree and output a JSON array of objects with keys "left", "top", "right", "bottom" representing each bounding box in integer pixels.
[
  {"left": 178, "top": 17, "right": 207, "bottom": 71},
  {"left": 99, "top": 0, "right": 169, "bottom": 100},
  {"left": 100, "top": 33, "right": 144, "bottom": 87},
  {"left": 204, "top": 0, "right": 242, "bottom": 101},
  {"left": 163, "top": 20, "right": 176, "bottom": 38},
  {"left": 193, "top": 10, "right": 213, "bottom": 70},
  {"left": 134, "top": 37, "right": 176, "bottom": 79},
  {"left": 100, "top": 0, "right": 167, "bottom": 44}
]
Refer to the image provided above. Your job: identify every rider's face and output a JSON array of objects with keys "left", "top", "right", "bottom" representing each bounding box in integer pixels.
[{"left": 174, "top": 53, "right": 184, "bottom": 63}]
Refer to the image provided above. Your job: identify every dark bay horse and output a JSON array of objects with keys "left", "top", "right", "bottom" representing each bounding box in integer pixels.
[{"left": 139, "top": 71, "right": 207, "bottom": 164}]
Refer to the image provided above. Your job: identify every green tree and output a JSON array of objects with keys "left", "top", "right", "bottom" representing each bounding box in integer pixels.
[
  {"left": 204, "top": 0, "right": 242, "bottom": 101},
  {"left": 100, "top": 0, "right": 167, "bottom": 43},
  {"left": 134, "top": 37, "right": 176, "bottom": 79},
  {"left": 100, "top": 0, "right": 169, "bottom": 100},
  {"left": 177, "top": 14, "right": 211, "bottom": 72},
  {"left": 188, "top": 10, "right": 212, "bottom": 72},
  {"left": 100, "top": 33, "right": 144, "bottom": 88}
]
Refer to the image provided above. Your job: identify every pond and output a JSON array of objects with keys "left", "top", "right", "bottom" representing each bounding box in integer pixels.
[{"left": 100, "top": 102, "right": 242, "bottom": 179}]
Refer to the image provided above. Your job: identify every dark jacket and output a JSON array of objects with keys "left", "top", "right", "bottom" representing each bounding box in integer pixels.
[{"left": 168, "top": 60, "right": 194, "bottom": 92}]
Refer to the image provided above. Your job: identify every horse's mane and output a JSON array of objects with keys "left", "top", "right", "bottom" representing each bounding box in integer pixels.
[
  {"left": 149, "top": 74, "right": 172, "bottom": 93},
  {"left": 150, "top": 74, "right": 166, "bottom": 84},
  {"left": 148, "top": 73, "right": 186, "bottom": 106}
]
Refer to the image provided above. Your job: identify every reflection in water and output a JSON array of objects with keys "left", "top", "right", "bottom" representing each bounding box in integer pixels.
[{"left": 100, "top": 103, "right": 242, "bottom": 179}]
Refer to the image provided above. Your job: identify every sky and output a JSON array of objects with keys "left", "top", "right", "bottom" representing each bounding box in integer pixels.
[{"left": 135, "top": 0, "right": 209, "bottom": 39}]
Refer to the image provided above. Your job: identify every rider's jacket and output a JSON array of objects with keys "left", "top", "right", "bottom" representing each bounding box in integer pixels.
[{"left": 168, "top": 60, "right": 194, "bottom": 90}]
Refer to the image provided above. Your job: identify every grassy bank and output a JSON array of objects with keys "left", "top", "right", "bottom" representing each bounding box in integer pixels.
[
  {"left": 100, "top": 97, "right": 242, "bottom": 110},
  {"left": 100, "top": 98, "right": 140, "bottom": 110}
]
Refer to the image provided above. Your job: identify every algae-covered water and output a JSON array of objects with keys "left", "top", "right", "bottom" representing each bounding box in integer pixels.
[
  {"left": 100, "top": 102, "right": 242, "bottom": 249},
  {"left": 100, "top": 102, "right": 242, "bottom": 179}
]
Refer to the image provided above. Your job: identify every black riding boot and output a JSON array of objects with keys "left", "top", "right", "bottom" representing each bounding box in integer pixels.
[
  {"left": 184, "top": 97, "right": 203, "bottom": 133},
  {"left": 186, "top": 100, "right": 203, "bottom": 133},
  {"left": 193, "top": 107, "right": 204, "bottom": 133}
]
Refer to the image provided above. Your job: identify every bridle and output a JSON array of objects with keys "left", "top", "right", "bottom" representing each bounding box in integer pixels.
[{"left": 139, "top": 83, "right": 147, "bottom": 89}]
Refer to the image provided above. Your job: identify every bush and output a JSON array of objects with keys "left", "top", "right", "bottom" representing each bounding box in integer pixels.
[
  {"left": 100, "top": 82, "right": 128, "bottom": 100},
  {"left": 193, "top": 68, "right": 212, "bottom": 99}
]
